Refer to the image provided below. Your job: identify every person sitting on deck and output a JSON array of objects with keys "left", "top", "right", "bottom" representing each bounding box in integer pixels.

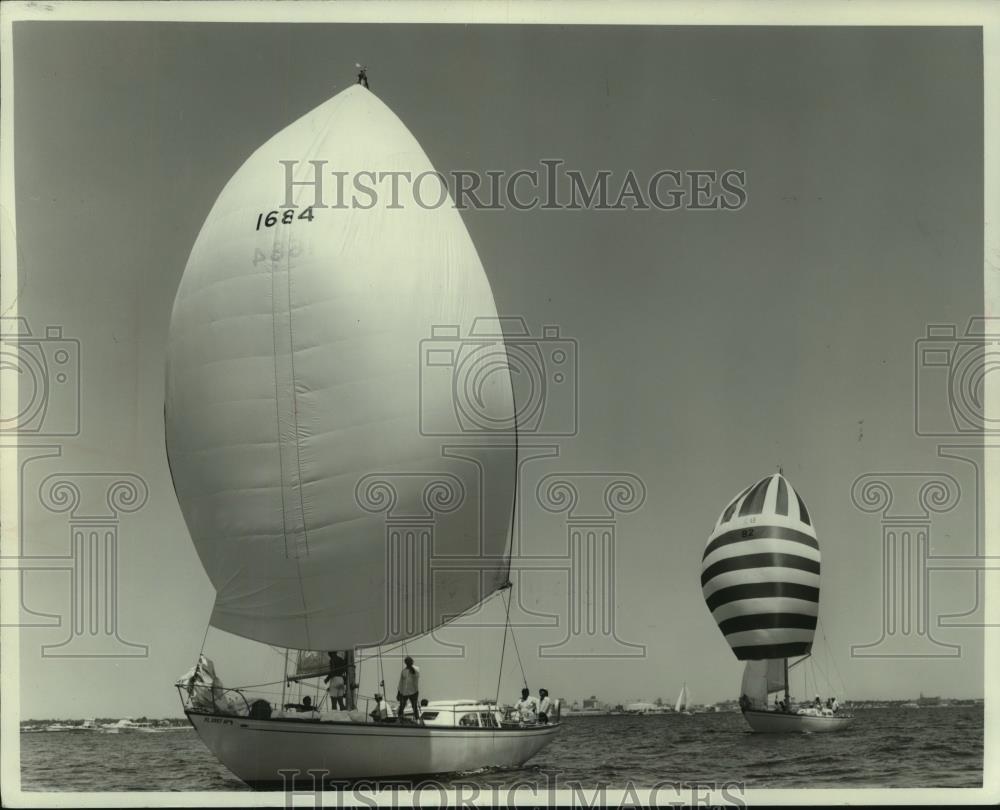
[
  {"left": 369, "top": 694, "right": 391, "bottom": 722},
  {"left": 831, "top": 697, "right": 839, "bottom": 713},
  {"left": 514, "top": 687, "right": 538, "bottom": 724},
  {"left": 282, "top": 695, "right": 319, "bottom": 713}
]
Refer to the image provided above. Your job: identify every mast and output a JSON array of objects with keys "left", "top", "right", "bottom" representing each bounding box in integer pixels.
[
  {"left": 346, "top": 649, "right": 357, "bottom": 710},
  {"left": 783, "top": 657, "right": 789, "bottom": 704}
]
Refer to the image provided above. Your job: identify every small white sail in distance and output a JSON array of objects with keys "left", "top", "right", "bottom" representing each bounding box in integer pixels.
[{"left": 675, "top": 682, "right": 690, "bottom": 713}]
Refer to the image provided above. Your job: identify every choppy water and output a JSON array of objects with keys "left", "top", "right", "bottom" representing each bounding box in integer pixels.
[{"left": 20, "top": 707, "right": 982, "bottom": 792}]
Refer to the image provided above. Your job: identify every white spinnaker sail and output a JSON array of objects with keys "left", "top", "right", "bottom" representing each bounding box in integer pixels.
[{"left": 165, "top": 86, "right": 516, "bottom": 651}]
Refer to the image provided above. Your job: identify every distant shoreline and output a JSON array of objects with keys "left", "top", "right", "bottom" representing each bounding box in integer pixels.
[{"left": 22, "top": 698, "right": 983, "bottom": 728}]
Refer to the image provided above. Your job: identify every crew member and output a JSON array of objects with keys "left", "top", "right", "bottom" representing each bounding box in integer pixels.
[
  {"left": 514, "top": 687, "right": 538, "bottom": 724},
  {"left": 397, "top": 656, "right": 421, "bottom": 723},
  {"left": 538, "top": 688, "right": 553, "bottom": 723}
]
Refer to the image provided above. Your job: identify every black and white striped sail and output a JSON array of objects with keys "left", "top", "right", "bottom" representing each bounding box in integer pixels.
[
  {"left": 164, "top": 86, "right": 516, "bottom": 652},
  {"left": 701, "top": 473, "right": 820, "bottom": 660}
]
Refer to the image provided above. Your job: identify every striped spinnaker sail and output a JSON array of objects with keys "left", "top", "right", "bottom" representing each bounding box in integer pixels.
[{"left": 701, "top": 473, "right": 820, "bottom": 660}]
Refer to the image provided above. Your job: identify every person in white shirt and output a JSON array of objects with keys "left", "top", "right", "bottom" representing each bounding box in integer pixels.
[
  {"left": 514, "top": 687, "right": 538, "bottom": 724},
  {"left": 324, "top": 671, "right": 347, "bottom": 710},
  {"left": 537, "top": 688, "right": 553, "bottom": 723},
  {"left": 396, "top": 656, "right": 421, "bottom": 723}
]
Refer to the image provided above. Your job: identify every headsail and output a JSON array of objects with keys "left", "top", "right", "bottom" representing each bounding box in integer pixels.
[
  {"left": 701, "top": 473, "right": 820, "bottom": 660},
  {"left": 739, "top": 659, "right": 786, "bottom": 710},
  {"left": 165, "top": 85, "right": 517, "bottom": 651}
]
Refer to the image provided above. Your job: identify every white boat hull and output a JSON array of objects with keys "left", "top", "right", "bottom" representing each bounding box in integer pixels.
[
  {"left": 741, "top": 708, "right": 854, "bottom": 733},
  {"left": 187, "top": 711, "right": 559, "bottom": 785}
]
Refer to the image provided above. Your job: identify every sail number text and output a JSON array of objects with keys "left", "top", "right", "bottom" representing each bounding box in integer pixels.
[{"left": 255, "top": 207, "right": 315, "bottom": 230}]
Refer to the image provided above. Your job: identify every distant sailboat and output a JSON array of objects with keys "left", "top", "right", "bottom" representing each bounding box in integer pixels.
[
  {"left": 675, "top": 683, "right": 691, "bottom": 714},
  {"left": 165, "top": 81, "right": 559, "bottom": 784},
  {"left": 701, "top": 472, "right": 854, "bottom": 733}
]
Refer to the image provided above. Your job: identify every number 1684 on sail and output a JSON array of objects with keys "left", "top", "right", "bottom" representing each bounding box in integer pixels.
[{"left": 255, "top": 208, "right": 315, "bottom": 230}]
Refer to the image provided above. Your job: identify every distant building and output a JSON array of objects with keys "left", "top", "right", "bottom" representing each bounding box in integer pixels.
[
  {"left": 582, "top": 695, "right": 602, "bottom": 711},
  {"left": 625, "top": 701, "right": 658, "bottom": 713}
]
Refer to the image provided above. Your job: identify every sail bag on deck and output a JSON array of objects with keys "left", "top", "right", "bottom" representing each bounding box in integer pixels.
[
  {"left": 165, "top": 86, "right": 517, "bottom": 652},
  {"left": 701, "top": 473, "right": 820, "bottom": 660}
]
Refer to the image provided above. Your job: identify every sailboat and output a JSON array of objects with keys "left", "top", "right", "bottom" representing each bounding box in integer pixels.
[
  {"left": 674, "top": 683, "right": 692, "bottom": 714},
  {"left": 165, "top": 78, "right": 559, "bottom": 785},
  {"left": 700, "top": 472, "right": 853, "bottom": 733}
]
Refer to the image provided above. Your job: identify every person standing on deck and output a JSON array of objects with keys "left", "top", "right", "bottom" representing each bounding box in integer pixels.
[
  {"left": 537, "top": 689, "right": 553, "bottom": 723},
  {"left": 514, "top": 687, "right": 538, "bottom": 724},
  {"left": 396, "top": 656, "right": 421, "bottom": 723},
  {"left": 325, "top": 670, "right": 347, "bottom": 710}
]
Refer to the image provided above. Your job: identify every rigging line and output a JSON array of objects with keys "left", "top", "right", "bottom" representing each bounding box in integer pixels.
[
  {"left": 822, "top": 625, "right": 848, "bottom": 696},
  {"left": 347, "top": 588, "right": 512, "bottom": 667},
  {"left": 505, "top": 376, "right": 520, "bottom": 587},
  {"left": 508, "top": 607, "right": 528, "bottom": 689},
  {"left": 494, "top": 587, "right": 514, "bottom": 705},
  {"left": 197, "top": 621, "right": 211, "bottom": 656},
  {"left": 377, "top": 645, "right": 386, "bottom": 700},
  {"left": 228, "top": 676, "right": 290, "bottom": 690},
  {"left": 281, "top": 649, "right": 289, "bottom": 708}
]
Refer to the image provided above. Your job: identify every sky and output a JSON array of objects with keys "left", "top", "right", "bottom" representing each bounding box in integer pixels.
[{"left": 7, "top": 21, "right": 987, "bottom": 719}]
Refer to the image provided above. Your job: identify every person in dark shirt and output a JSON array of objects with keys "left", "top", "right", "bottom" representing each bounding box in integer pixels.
[{"left": 283, "top": 695, "right": 319, "bottom": 713}]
